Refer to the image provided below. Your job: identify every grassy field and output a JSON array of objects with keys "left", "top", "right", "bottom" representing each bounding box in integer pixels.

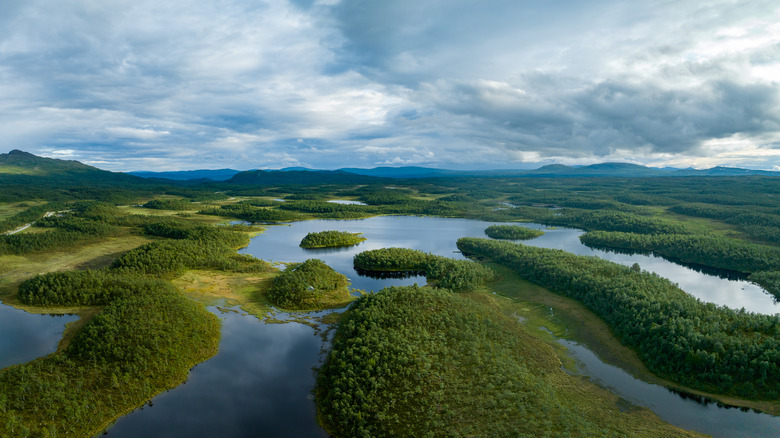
[
  {"left": 0, "top": 201, "right": 46, "bottom": 221},
  {"left": 0, "top": 235, "right": 154, "bottom": 305},
  {"left": 173, "top": 269, "right": 276, "bottom": 319}
]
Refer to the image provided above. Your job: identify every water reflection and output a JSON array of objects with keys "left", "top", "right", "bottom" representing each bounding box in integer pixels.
[
  {"left": 0, "top": 302, "right": 78, "bottom": 370},
  {"left": 354, "top": 267, "right": 426, "bottom": 280},
  {"left": 326, "top": 200, "right": 367, "bottom": 205},
  {"left": 107, "top": 216, "right": 779, "bottom": 436},
  {"left": 107, "top": 308, "right": 329, "bottom": 437},
  {"left": 583, "top": 242, "right": 752, "bottom": 282},
  {"left": 240, "top": 216, "right": 779, "bottom": 314},
  {"left": 561, "top": 339, "right": 780, "bottom": 437},
  {"left": 520, "top": 224, "right": 779, "bottom": 314}
]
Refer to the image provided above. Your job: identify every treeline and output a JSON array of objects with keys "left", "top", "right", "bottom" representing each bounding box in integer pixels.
[
  {"left": 579, "top": 230, "right": 780, "bottom": 273},
  {"left": 279, "top": 200, "right": 374, "bottom": 219},
  {"left": 484, "top": 224, "right": 544, "bottom": 240},
  {"left": 546, "top": 210, "right": 691, "bottom": 235},
  {"left": 300, "top": 231, "right": 366, "bottom": 248},
  {"left": 141, "top": 219, "right": 251, "bottom": 248},
  {"left": 199, "top": 203, "right": 303, "bottom": 222},
  {"left": 353, "top": 248, "right": 432, "bottom": 271},
  {"left": 142, "top": 198, "right": 194, "bottom": 210},
  {"left": 18, "top": 222, "right": 270, "bottom": 304},
  {"left": 0, "top": 201, "right": 141, "bottom": 255},
  {"left": 19, "top": 270, "right": 157, "bottom": 306},
  {"left": 110, "top": 239, "right": 262, "bottom": 277},
  {"left": 266, "top": 259, "right": 351, "bottom": 310},
  {"left": 749, "top": 271, "right": 780, "bottom": 300},
  {"left": 669, "top": 204, "right": 780, "bottom": 244},
  {"left": 457, "top": 237, "right": 780, "bottom": 398},
  {"left": 353, "top": 248, "right": 495, "bottom": 291},
  {"left": 0, "top": 218, "right": 117, "bottom": 255},
  {"left": 316, "top": 285, "right": 693, "bottom": 437}
]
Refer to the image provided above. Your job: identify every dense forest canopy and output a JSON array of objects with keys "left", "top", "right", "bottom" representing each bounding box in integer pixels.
[
  {"left": 299, "top": 230, "right": 366, "bottom": 248},
  {"left": 316, "top": 285, "right": 696, "bottom": 437},
  {"left": 266, "top": 258, "right": 351, "bottom": 310},
  {"left": 458, "top": 237, "right": 780, "bottom": 399}
]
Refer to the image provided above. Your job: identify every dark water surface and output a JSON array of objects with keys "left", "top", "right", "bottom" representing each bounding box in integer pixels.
[
  {"left": 5, "top": 216, "right": 769, "bottom": 437},
  {"left": 561, "top": 340, "right": 780, "bottom": 437},
  {"left": 107, "top": 308, "right": 329, "bottom": 437},
  {"left": 0, "top": 302, "right": 77, "bottom": 369}
]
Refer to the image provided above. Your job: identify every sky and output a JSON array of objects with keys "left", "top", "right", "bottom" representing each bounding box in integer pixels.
[{"left": 1, "top": 0, "right": 779, "bottom": 172}]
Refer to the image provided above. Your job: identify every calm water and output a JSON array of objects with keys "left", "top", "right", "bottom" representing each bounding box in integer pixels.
[
  {"left": 561, "top": 340, "right": 780, "bottom": 437},
  {"left": 326, "top": 199, "right": 367, "bottom": 205},
  {"left": 107, "top": 308, "right": 329, "bottom": 437},
  {"left": 238, "top": 216, "right": 779, "bottom": 314},
  {"left": 4, "top": 216, "right": 776, "bottom": 436},
  {"left": 0, "top": 301, "right": 77, "bottom": 369}
]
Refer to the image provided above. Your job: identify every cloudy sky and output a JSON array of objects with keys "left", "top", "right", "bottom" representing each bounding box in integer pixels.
[{"left": 1, "top": 0, "right": 779, "bottom": 171}]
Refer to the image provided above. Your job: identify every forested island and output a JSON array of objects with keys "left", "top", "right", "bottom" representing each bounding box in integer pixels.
[
  {"left": 484, "top": 224, "right": 545, "bottom": 240},
  {"left": 300, "top": 230, "right": 366, "bottom": 248},
  {"left": 266, "top": 258, "right": 353, "bottom": 310},
  {"left": 1, "top": 150, "right": 779, "bottom": 436}
]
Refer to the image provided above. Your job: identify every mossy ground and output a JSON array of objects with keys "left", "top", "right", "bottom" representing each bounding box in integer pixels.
[{"left": 173, "top": 269, "right": 276, "bottom": 319}]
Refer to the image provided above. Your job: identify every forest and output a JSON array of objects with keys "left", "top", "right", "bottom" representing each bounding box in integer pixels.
[
  {"left": 1, "top": 157, "right": 780, "bottom": 436},
  {"left": 316, "top": 285, "right": 695, "bottom": 437},
  {"left": 1, "top": 206, "right": 271, "bottom": 436},
  {"left": 353, "top": 247, "right": 496, "bottom": 291},
  {"left": 457, "top": 237, "right": 780, "bottom": 398},
  {"left": 484, "top": 224, "right": 544, "bottom": 240},
  {"left": 266, "top": 258, "right": 353, "bottom": 310}
]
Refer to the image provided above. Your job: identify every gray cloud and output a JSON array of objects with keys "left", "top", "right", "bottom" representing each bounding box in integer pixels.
[{"left": 0, "top": 0, "right": 779, "bottom": 170}]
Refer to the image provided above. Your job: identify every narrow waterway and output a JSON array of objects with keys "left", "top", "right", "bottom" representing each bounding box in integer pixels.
[{"left": 561, "top": 340, "right": 780, "bottom": 437}]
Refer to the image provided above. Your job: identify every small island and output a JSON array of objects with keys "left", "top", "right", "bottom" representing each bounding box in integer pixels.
[
  {"left": 299, "top": 230, "right": 366, "bottom": 248},
  {"left": 266, "top": 259, "right": 354, "bottom": 310},
  {"left": 485, "top": 224, "right": 544, "bottom": 240}
]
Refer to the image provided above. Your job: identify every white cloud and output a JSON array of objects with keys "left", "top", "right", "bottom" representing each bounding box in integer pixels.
[{"left": 0, "top": 0, "right": 779, "bottom": 170}]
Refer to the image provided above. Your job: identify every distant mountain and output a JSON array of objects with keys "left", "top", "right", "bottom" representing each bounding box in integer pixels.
[
  {"left": 227, "top": 169, "right": 384, "bottom": 185},
  {"left": 0, "top": 149, "right": 99, "bottom": 175},
  {"left": 128, "top": 169, "right": 242, "bottom": 181},
  {"left": 336, "top": 163, "right": 778, "bottom": 179},
  {"left": 3, "top": 150, "right": 777, "bottom": 186},
  {"left": 522, "top": 162, "right": 669, "bottom": 177},
  {"left": 671, "top": 166, "right": 778, "bottom": 177},
  {"left": 0, "top": 150, "right": 142, "bottom": 184},
  {"left": 340, "top": 166, "right": 470, "bottom": 178}
]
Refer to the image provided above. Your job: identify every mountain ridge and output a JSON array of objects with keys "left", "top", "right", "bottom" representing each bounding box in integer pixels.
[{"left": 5, "top": 150, "right": 778, "bottom": 181}]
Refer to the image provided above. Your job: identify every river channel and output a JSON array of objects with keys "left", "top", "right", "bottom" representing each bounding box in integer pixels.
[{"left": 2, "top": 215, "right": 779, "bottom": 436}]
